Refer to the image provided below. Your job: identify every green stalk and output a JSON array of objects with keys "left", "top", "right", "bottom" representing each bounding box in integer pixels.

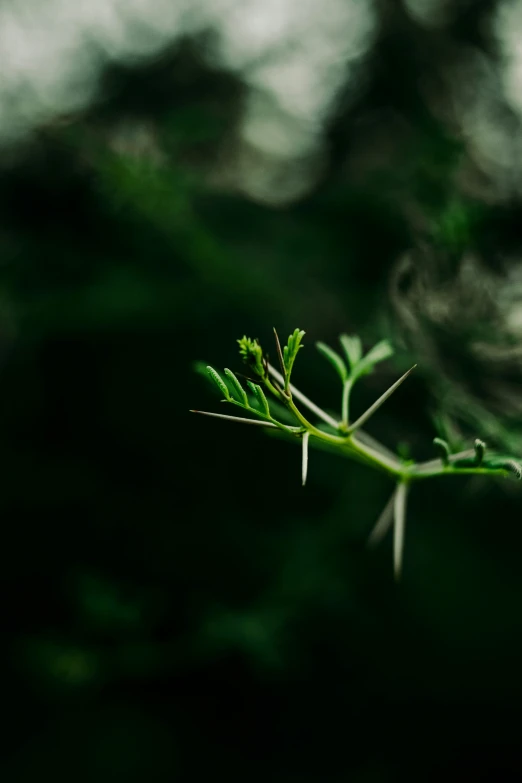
[{"left": 341, "top": 378, "right": 353, "bottom": 427}]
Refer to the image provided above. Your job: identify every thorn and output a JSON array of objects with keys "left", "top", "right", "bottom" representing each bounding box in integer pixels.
[
  {"left": 393, "top": 482, "right": 409, "bottom": 582},
  {"left": 348, "top": 365, "right": 417, "bottom": 435},
  {"left": 302, "top": 431, "right": 310, "bottom": 486},
  {"left": 273, "top": 327, "right": 286, "bottom": 377},
  {"left": 190, "top": 410, "right": 278, "bottom": 427},
  {"left": 367, "top": 489, "right": 396, "bottom": 547}
]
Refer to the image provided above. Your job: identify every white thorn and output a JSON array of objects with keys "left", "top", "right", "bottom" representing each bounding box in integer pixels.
[
  {"left": 393, "top": 482, "right": 409, "bottom": 581},
  {"left": 348, "top": 365, "right": 416, "bottom": 435},
  {"left": 302, "top": 431, "right": 310, "bottom": 486},
  {"left": 190, "top": 410, "right": 278, "bottom": 427}
]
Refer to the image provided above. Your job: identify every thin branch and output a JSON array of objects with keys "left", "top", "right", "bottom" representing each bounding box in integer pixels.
[
  {"left": 347, "top": 366, "right": 417, "bottom": 435},
  {"left": 393, "top": 482, "right": 409, "bottom": 581},
  {"left": 302, "top": 431, "right": 310, "bottom": 486}
]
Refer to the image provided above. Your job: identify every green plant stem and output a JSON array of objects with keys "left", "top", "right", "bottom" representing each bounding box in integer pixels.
[
  {"left": 349, "top": 434, "right": 404, "bottom": 476},
  {"left": 280, "top": 395, "right": 511, "bottom": 482},
  {"left": 342, "top": 378, "right": 353, "bottom": 426},
  {"left": 408, "top": 465, "right": 508, "bottom": 481},
  {"left": 281, "top": 383, "right": 512, "bottom": 482},
  {"left": 413, "top": 449, "right": 475, "bottom": 472}
]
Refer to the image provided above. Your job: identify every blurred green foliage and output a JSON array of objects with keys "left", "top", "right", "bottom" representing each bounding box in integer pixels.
[{"left": 2, "top": 6, "right": 522, "bottom": 782}]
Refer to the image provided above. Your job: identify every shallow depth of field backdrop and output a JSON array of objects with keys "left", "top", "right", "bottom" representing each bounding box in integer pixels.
[{"left": 4, "top": 1, "right": 522, "bottom": 780}]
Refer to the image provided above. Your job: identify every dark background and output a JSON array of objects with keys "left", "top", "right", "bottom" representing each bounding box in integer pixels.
[{"left": 3, "top": 1, "right": 522, "bottom": 780}]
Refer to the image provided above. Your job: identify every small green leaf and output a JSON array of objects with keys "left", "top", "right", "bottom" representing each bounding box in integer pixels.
[
  {"left": 283, "top": 329, "right": 305, "bottom": 377},
  {"left": 281, "top": 329, "right": 305, "bottom": 391},
  {"left": 224, "top": 368, "right": 248, "bottom": 406},
  {"left": 206, "top": 366, "right": 231, "bottom": 400},
  {"left": 316, "top": 342, "right": 347, "bottom": 381},
  {"left": 247, "top": 381, "right": 270, "bottom": 416},
  {"left": 353, "top": 339, "right": 394, "bottom": 379},
  {"left": 238, "top": 336, "right": 265, "bottom": 378},
  {"left": 339, "top": 334, "right": 362, "bottom": 370}
]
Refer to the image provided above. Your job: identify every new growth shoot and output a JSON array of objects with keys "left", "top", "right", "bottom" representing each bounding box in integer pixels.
[{"left": 191, "top": 329, "right": 521, "bottom": 580}]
